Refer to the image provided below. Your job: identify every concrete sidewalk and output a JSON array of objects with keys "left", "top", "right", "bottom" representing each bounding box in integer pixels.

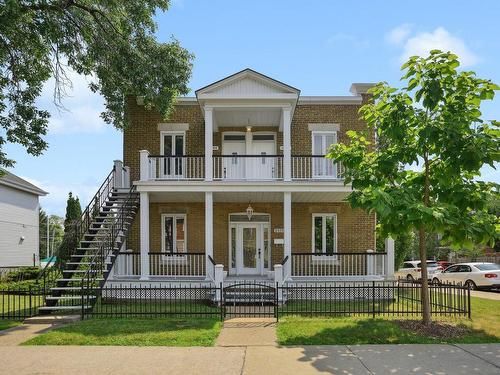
[{"left": 0, "top": 344, "right": 498, "bottom": 374}]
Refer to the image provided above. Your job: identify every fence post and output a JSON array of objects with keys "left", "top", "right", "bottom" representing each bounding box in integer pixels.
[
  {"left": 366, "top": 250, "right": 375, "bottom": 275},
  {"left": 372, "top": 281, "right": 376, "bottom": 319},
  {"left": 29, "top": 284, "right": 32, "bottom": 318},
  {"left": 219, "top": 282, "right": 224, "bottom": 321},
  {"left": 81, "top": 281, "right": 85, "bottom": 320},
  {"left": 214, "top": 265, "right": 224, "bottom": 303},
  {"left": 274, "top": 264, "right": 284, "bottom": 302},
  {"left": 467, "top": 283, "right": 471, "bottom": 319},
  {"left": 275, "top": 282, "right": 279, "bottom": 322}
]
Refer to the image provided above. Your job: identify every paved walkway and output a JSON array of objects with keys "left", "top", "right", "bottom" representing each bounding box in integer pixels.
[{"left": 0, "top": 320, "right": 499, "bottom": 374}]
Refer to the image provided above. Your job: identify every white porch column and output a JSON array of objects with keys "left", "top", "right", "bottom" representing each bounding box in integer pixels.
[
  {"left": 283, "top": 192, "right": 292, "bottom": 278},
  {"left": 205, "top": 192, "right": 213, "bottom": 279},
  {"left": 282, "top": 106, "right": 292, "bottom": 181},
  {"left": 123, "top": 166, "right": 131, "bottom": 188},
  {"left": 140, "top": 192, "right": 150, "bottom": 280},
  {"left": 204, "top": 107, "right": 213, "bottom": 181},
  {"left": 113, "top": 160, "right": 123, "bottom": 189},
  {"left": 139, "top": 150, "right": 150, "bottom": 181},
  {"left": 385, "top": 237, "right": 395, "bottom": 279}
]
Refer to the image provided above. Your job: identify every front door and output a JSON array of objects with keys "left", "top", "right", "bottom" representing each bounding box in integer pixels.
[{"left": 239, "top": 224, "right": 259, "bottom": 274}]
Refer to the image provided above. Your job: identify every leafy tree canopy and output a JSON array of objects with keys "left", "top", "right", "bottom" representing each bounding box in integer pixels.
[
  {"left": 330, "top": 50, "right": 500, "bottom": 251},
  {"left": 63, "top": 191, "right": 81, "bottom": 229},
  {"left": 0, "top": 0, "right": 193, "bottom": 168}
]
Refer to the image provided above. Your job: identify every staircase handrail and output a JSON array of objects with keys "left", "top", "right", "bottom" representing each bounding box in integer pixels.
[{"left": 36, "top": 167, "right": 116, "bottom": 286}]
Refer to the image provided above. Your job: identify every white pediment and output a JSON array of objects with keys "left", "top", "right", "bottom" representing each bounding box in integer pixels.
[{"left": 196, "top": 69, "right": 299, "bottom": 98}]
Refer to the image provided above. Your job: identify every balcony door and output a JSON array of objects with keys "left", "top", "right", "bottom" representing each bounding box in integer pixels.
[
  {"left": 161, "top": 132, "right": 185, "bottom": 178},
  {"left": 251, "top": 134, "right": 276, "bottom": 180},
  {"left": 222, "top": 134, "right": 245, "bottom": 179},
  {"left": 312, "top": 132, "right": 337, "bottom": 178}
]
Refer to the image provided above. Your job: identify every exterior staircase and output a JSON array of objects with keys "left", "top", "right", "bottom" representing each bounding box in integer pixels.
[{"left": 38, "top": 163, "right": 139, "bottom": 314}]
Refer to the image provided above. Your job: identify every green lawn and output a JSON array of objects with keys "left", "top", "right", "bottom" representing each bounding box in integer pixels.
[
  {"left": 0, "top": 320, "right": 20, "bottom": 331},
  {"left": 277, "top": 296, "right": 500, "bottom": 345},
  {"left": 23, "top": 318, "right": 222, "bottom": 346},
  {"left": 0, "top": 293, "right": 45, "bottom": 319}
]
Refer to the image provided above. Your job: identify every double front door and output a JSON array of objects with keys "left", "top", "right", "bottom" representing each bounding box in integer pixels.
[{"left": 231, "top": 223, "right": 270, "bottom": 275}]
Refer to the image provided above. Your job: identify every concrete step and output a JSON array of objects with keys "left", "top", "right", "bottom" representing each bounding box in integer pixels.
[{"left": 24, "top": 315, "right": 82, "bottom": 324}]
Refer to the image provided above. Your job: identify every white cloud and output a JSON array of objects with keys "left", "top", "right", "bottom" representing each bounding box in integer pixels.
[
  {"left": 39, "top": 67, "right": 107, "bottom": 134},
  {"left": 387, "top": 26, "right": 479, "bottom": 67},
  {"left": 386, "top": 24, "right": 412, "bottom": 45},
  {"left": 22, "top": 176, "right": 98, "bottom": 216}
]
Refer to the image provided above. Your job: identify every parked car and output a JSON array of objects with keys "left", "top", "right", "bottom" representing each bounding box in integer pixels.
[
  {"left": 433, "top": 262, "right": 500, "bottom": 290},
  {"left": 395, "top": 260, "right": 442, "bottom": 282},
  {"left": 437, "top": 260, "right": 453, "bottom": 270}
]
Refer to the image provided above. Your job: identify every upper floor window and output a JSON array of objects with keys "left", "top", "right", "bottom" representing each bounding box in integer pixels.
[
  {"left": 312, "top": 132, "right": 337, "bottom": 178},
  {"left": 161, "top": 132, "right": 185, "bottom": 177}
]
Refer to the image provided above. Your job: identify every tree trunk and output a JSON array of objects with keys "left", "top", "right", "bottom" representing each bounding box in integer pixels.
[{"left": 419, "top": 226, "right": 431, "bottom": 325}]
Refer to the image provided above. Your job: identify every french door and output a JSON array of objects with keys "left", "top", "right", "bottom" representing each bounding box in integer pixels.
[
  {"left": 312, "top": 132, "right": 337, "bottom": 178},
  {"left": 161, "top": 132, "right": 185, "bottom": 178},
  {"left": 230, "top": 223, "right": 270, "bottom": 275}
]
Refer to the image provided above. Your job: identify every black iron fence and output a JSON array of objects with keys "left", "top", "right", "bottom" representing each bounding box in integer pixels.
[
  {"left": 278, "top": 281, "right": 471, "bottom": 320},
  {"left": 0, "top": 281, "right": 471, "bottom": 321},
  {"left": 0, "top": 284, "right": 47, "bottom": 320}
]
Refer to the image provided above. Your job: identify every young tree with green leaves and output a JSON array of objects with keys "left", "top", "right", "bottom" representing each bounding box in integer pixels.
[
  {"left": 58, "top": 192, "right": 83, "bottom": 262},
  {"left": 329, "top": 50, "right": 499, "bottom": 324},
  {"left": 0, "top": 1, "right": 193, "bottom": 169}
]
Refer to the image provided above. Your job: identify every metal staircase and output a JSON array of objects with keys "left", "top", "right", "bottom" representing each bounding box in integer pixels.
[{"left": 38, "top": 164, "right": 139, "bottom": 314}]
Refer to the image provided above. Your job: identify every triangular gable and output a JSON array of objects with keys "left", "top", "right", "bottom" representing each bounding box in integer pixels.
[{"left": 196, "top": 69, "right": 300, "bottom": 97}]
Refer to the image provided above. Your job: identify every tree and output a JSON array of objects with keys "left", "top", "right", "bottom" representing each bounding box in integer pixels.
[
  {"left": 39, "top": 208, "right": 64, "bottom": 260},
  {"left": 0, "top": 1, "right": 193, "bottom": 169},
  {"left": 58, "top": 192, "right": 82, "bottom": 262},
  {"left": 329, "top": 50, "right": 500, "bottom": 324}
]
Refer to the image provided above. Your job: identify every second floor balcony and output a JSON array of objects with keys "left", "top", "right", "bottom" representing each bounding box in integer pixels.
[{"left": 140, "top": 152, "right": 344, "bottom": 182}]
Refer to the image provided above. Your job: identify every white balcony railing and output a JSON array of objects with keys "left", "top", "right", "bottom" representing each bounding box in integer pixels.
[
  {"left": 140, "top": 151, "right": 344, "bottom": 181},
  {"left": 213, "top": 155, "right": 283, "bottom": 180},
  {"left": 291, "top": 252, "right": 387, "bottom": 278},
  {"left": 147, "top": 155, "right": 205, "bottom": 180},
  {"left": 292, "top": 156, "right": 343, "bottom": 180}
]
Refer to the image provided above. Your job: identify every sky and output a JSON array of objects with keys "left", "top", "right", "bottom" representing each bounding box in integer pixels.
[{"left": 4, "top": 0, "right": 500, "bottom": 216}]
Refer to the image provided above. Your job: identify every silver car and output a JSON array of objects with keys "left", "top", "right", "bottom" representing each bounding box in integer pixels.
[{"left": 433, "top": 262, "right": 500, "bottom": 290}]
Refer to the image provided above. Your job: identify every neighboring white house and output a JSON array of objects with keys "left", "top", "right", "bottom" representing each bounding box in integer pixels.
[{"left": 0, "top": 170, "right": 47, "bottom": 268}]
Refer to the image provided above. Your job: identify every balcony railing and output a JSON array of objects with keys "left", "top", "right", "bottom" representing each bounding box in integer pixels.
[
  {"left": 142, "top": 153, "right": 343, "bottom": 181},
  {"left": 147, "top": 155, "right": 205, "bottom": 180},
  {"left": 213, "top": 155, "right": 283, "bottom": 180},
  {"left": 291, "top": 252, "right": 387, "bottom": 278},
  {"left": 292, "top": 156, "right": 343, "bottom": 180}
]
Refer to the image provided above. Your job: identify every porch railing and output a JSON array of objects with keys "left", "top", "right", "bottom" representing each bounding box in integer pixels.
[
  {"left": 213, "top": 155, "right": 283, "bottom": 180},
  {"left": 149, "top": 252, "right": 206, "bottom": 278},
  {"left": 291, "top": 155, "right": 343, "bottom": 180},
  {"left": 291, "top": 252, "right": 387, "bottom": 278},
  {"left": 113, "top": 252, "right": 141, "bottom": 277},
  {"left": 147, "top": 155, "right": 205, "bottom": 180}
]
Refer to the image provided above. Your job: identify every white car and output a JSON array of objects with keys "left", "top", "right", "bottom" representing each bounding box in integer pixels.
[
  {"left": 395, "top": 260, "right": 442, "bottom": 282},
  {"left": 433, "top": 262, "right": 500, "bottom": 290}
]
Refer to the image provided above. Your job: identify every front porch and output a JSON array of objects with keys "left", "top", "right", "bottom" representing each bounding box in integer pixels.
[{"left": 109, "top": 190, "right": 395, "bottom": 284}]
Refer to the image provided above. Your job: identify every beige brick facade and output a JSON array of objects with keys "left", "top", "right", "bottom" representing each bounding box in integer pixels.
[{"left": 123, "top": 97, "right": 376, "bottom": 271}]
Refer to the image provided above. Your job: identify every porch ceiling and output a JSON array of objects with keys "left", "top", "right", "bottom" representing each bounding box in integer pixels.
[{"left": 148, "top": 191, "right": 349, "bottom": 203}]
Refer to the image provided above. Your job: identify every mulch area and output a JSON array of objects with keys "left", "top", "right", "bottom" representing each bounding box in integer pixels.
[{"left": 396, "top": 320, "right": 471, "bottom": 339}]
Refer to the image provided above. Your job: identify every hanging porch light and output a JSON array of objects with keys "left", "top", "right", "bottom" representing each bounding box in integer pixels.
[{"left": 246, "top": 203, "right": 254, "bottom": 221}]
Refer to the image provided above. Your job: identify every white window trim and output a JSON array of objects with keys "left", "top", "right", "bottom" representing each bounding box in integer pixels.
[
  {"left": 308, "top": 123, "right": 340, "bottom": 132},
  {"left": 157, "top": 123, "right": 189, "bottom": 132},
  {"left": 160, "top": 131, "right": 186, "bottom": 156},
  {"left": 311, "top": 131, "right": 338, "bottom": 156},
  {"left": 311, "top": 213, "right": 338, "bottom": 260},
  {"left": 161, "top": 214, "right": 187, "bottom": 261}
]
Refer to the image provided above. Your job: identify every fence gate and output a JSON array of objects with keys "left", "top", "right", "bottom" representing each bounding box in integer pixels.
[{"left": 222, "top": 282, "right": 277, "bottom": 318}]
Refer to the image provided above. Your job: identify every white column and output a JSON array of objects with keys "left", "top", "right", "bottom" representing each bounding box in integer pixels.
[
  {"left": 366, "top": 249, "right": 375, "bottom": 275},
  {"left": 385, "top": 237, "right": 395, "bottom": 279},
  {"left": 214, "top": 264, "right": 224, "bottom": 302},
  {"left": 245, "top": 127, "right": 252, "bottom": 179},
  {"left": 205, "top": 192, "right": 213, "bottom": 279},
  {"left": 140, "top": 192, "right": 150, "bottom": 280},
  {"left": 282, "top": 106, "right": 292, "bottom": 181},
  {"left": 113, "top": 160, "right": 123, "bottom": 189},
  {"left": 274, "top": 264, "right": 284, "bottom": 301},
  {"left": 139, "top": 150, "right": 150, "bottom": 181},
  {"left": 204, "top": 107, "right": 213, "bottom": 181},
  {"left": 283, "top": 192, "right": 292, "bottom": 278},
  {"left": 123, "top": 166, "right": 131, "bottom": 188}
]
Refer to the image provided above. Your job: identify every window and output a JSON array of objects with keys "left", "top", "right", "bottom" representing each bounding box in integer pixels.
[
  {"left": 253, "top": 134, "right": 275, "bottom": 141},
  {"left": 312, "top": 131, "right": 337, "bottom": 177},
  {"left": 312, "top": 214, "right": 337, "bottom": 254},
  {"left": 162, "top": 214, "right": 186, "bottom": 254},
  {"left": 403, "top": 262, "right": 415, "bottom": 269},
  {"left": 445, "top": 265, "right": 459, "bottom": 273},
  {"left": 457, "top": 265, "right": 471, "bottom": 272},
  {"left": 161, "top": 132, "right": 185, "bottom": 176},
  {"left": 224, "top": 134, "right": 246, "bottom": 141}
]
